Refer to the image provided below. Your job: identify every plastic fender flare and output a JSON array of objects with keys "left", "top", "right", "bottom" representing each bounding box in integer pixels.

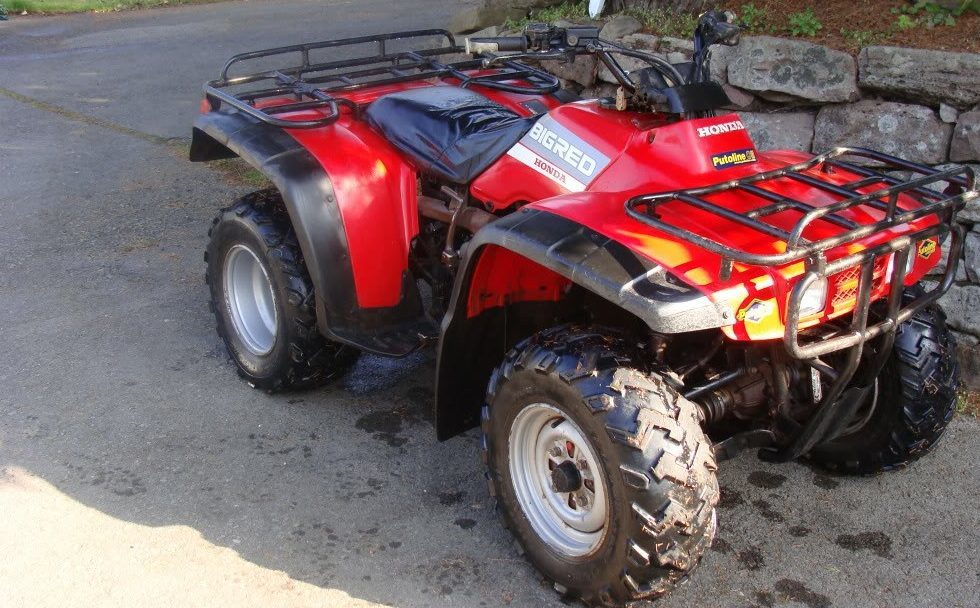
[
  {"left": 434, "top": 207, "right": 731, "bottom": 440},
  {"left": 190, "top": 112, "right": 425, "bottom": 355}
]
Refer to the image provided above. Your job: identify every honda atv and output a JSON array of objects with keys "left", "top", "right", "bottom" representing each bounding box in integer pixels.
[{"left": 189, "top": 10, "right": 976, "bottom": 606}]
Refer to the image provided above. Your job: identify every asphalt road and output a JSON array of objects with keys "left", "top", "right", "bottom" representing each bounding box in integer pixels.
[{"left": 1, "top": 3, "right": 978, "bottom": 607}]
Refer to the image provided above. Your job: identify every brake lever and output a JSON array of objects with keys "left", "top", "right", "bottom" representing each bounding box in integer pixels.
[{"left": 480, "top": 49, "right": 569, "bottom": 67}]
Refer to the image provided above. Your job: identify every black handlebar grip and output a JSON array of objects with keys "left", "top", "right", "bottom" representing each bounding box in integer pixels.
[
  {"left": 714, "top": 21, "right": 741, "bottom": 45},
  {"left": 465, "top": 36, "right": 527, "bottom": 54}
]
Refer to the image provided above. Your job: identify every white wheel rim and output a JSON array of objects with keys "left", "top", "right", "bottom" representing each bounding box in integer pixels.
[
  {"left": 508, "top": 403, "right": 609, "bottom": 558},
  {"left": 223, "top": 244, "right": 277, "bottom": 355}
]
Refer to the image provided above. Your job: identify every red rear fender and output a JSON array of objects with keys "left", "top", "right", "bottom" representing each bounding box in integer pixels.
[
  {"left": 286, "top": 118, "right": 419, "bottom": 309},
  {"left": 191, "top": 110, "right": 430, "bottom": 354}
]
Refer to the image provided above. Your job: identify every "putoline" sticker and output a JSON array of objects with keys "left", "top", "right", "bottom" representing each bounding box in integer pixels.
[
  {"left": 507, "top": 115, "right": 611, "bottom": 192},
  {"left": 711, "top": 148, "right": 757, "bottom": 170}
]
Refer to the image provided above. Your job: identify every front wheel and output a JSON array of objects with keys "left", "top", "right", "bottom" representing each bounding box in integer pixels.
[
  {"left": 482, "top": 327, "right": 719, "bottom": 606},
  {"left": 205, "top": 189, "right": 359, "bottom": 391},
  {"left": 807, "top": 300, "right": 959, "bottom": 474}
]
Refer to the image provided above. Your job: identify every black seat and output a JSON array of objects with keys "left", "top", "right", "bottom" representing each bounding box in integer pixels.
[{"left": 365, "top": 87, "right": 535, "bottom": 184}]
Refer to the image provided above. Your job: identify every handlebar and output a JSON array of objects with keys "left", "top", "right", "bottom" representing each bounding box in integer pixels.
[
  {"left": 695, "top": 10, "right": 741, "bottom": 49},
  {"left": 460, "top": 24, "right": 596, "bottom": 95},
  {"left": 466, "top": 10, "right": 740, "bottom": 53},
  {"left": 464, "top": 24, "right": 600, "bottom": 57},
  {"left": 465, "top": 36, "right": 527, "bottom": 54},
  {"left": 461, "top": 9, "right": 743, "bottom": 110}
]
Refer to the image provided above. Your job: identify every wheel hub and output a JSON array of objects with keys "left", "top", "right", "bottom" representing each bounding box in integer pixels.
[
  {"left": 508, "top": 403, "right": 609, "bottom": 558},
  {"left": 550, "top": 461, "right": 582, "bottom": 493},
  {"left": 223, "top": 244, "right": 278, "bottom": 355}
]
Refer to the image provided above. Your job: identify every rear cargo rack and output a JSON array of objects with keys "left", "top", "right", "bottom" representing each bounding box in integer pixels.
[
  {"left": 626, "top": 147, "right": 976, "bottom": 359},
  {"left": 203, "top": 29, "right": 560, "bottom": 129}
]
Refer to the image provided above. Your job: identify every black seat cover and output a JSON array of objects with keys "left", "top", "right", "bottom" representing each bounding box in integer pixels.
[{"left": 365, "top": 87, "right": 535, "bottom": 184}]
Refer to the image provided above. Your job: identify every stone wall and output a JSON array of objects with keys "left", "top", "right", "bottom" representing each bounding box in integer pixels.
[{"left": 466, "top": 13, "right": 980, "bottom": 386}]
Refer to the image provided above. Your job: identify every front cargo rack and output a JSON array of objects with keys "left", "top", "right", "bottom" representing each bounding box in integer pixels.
[
  {"left": 625, "top": 147, "right": 977, "bottom": 359},
  {"left": 628, "top": 148, "right": 977, "bottom": 463},
  {"left": 203, "top": 29, "right": 560, "bottom": 129}
]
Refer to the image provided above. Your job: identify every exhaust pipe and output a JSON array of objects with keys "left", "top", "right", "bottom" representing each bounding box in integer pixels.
[{"left": 418, "top": 195, "right": 496, "bottom": 234}]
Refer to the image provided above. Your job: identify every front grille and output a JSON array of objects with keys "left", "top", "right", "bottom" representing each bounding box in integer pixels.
[
  {"left": 831, "top": 266, "right": 860, "bottom": 308},
  {"left": 830, "top": 256, "right": 889, "bottom": 309}
]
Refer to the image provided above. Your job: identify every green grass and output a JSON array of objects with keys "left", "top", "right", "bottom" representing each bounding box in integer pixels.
[
  {"left": 503, "top": 0, "right": 589, "bottom": 30},
  {"left": 620, "top": 7, "right": 697, "bottom": 38},
  {"left": 839, "top": 27, "right": 888, "bottom": 50},
  {"left": 738, "top": 3, "right": 773, "bottom": 33},
  {"left": 207, "top": 157, "right": 273, "bottom": 189},
  {"left": 956, "top": 389, "right": 980, "bottom": 419},
  {"left": 504, "top": 0, "right": 698, "bottom": 39},
  {"left": 1, "top": 0, "right": 212, "bottom": 14},
  {"left": 785, "top": 8, "right": 823, "bottom": 37}
]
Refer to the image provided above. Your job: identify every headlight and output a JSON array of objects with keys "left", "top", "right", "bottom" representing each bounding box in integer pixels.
[
  {"left": 887, "top": 250, "right": 918, "bottom": 282},
  {"left": 798, "top": 277, "right": 828, "bottom": 317}
]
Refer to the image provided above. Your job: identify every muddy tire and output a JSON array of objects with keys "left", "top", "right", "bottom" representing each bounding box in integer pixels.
[
  {"left": 482, "top": 326, "right": 719, "bottom": 606},
  {"left": 205, "top": 189, "right": 359, "bottom": 391},
  {"left": 808, "top": 301, "right": 958, "bottom": 474}
]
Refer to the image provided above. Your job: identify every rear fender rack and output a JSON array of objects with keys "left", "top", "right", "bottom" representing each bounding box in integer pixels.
[
  {"left": 624, "top": 147, "right": 977, "bottom": 360},
  {"left": 203, "top": 29, "right": 560, "bottom": 129}
]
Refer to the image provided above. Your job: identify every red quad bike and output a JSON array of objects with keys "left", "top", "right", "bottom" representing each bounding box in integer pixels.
[{"left": 190, "top": 10, "right": 976, "bottom": 605}]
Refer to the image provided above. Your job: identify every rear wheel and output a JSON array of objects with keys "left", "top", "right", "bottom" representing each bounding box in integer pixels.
[
  {"left": 807, "top": 300, "right": 958, "bottom": 474},
  {"left": 205, "top": 189, "right": 359, "bottom": 391},
  {"left": 482, "top": 327, "right": 719, "bottom": 606}
]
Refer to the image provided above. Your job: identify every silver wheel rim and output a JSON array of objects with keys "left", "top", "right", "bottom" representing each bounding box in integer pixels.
[
  {"left": 508, "top": 403, "right": 609, "bottom": 558},
  {"left": 223, "top": 244, "right": 277, "bottom": 355}
]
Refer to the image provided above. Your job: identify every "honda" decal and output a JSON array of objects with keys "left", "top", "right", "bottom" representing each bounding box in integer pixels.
[{"left": 697, "top": 119, "right": 746, "bottom": 138}]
